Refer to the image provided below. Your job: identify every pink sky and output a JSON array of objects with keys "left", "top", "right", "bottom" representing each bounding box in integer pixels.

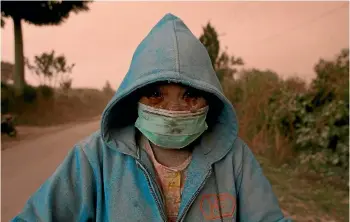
[{"left": 1, "top": 1, "right": 349, "bottom": 90}]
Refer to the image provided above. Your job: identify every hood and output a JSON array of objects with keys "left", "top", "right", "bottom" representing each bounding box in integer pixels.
[{"left": 101, "top": 13, "right": 238, "bottom": 157}]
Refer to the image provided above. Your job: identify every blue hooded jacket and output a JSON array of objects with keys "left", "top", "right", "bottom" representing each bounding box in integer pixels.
[{"left": 12, "top": 14, "right": 291, "bottom": 222}]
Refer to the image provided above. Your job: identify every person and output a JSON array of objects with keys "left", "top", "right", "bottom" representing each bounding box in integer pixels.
[{"left": 12, "top": 13, "right": 291, "bottom": 222}]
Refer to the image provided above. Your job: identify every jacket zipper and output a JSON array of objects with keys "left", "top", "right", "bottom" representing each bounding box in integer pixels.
[
  {"left": 177, "top": 169, "right": 212, "bottom": 222},
  {"left": 136, "top": 161, "right": 167, "bottom": 221}
]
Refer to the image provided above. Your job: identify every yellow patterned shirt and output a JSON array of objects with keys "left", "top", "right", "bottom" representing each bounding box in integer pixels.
[{"left": 141, "top": 137, "right": 192, "bottom": 222}]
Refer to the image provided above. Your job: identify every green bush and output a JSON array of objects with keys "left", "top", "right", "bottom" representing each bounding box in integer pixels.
[
  {"left": 22, "top": 84, "right": 38, "bottom": 103},
  {"left": 222, "top": 49, "right": 348, "bottom": 180},
  {"left": 295, "top": 99, "right": 349, "bottom": 167},
  {"left": 37, "top": 85, "right": 54, "bottom": 99},
  {"left": 269, "top": 91, "right": 348, "bottom": 167},
  {"left": 1, "top": 82, "right": 16, "bottom": 113},
  {"left": 1, "top": 83, "right": 39, "bottom": 112},
  {"left": 266, "top": 49, "right": 349, "bottom": 175}
]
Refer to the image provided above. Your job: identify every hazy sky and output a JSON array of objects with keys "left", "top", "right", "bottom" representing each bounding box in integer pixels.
[{"left": 1, "top": 1, "right": 349, "bottom": 89}]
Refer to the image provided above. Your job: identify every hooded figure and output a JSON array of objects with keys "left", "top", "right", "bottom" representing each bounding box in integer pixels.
[{"left": 12, "top": 14, "right": 291, "bottom": 222}]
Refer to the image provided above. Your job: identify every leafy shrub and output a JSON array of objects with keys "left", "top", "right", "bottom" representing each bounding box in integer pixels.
[
  {"left": 22, "top": 84, "right": 37, "bottom": 103},
  {"left": 37, "top": 85, "right": 54, "bottom": 99},
  {"left": 266, "top": 49, "right": 349, "bottom": 174},
  {"left": 1, "top": 82, "right": 16, "bottom": 113}
]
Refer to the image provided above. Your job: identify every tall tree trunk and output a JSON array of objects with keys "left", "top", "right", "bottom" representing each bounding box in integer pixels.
[{"left": 13, "top": 16, "right": 25, "bottom": 95}]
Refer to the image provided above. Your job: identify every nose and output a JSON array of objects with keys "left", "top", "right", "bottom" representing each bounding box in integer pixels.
[{"left": 165, "top": 100, "right": 188, "bottom": 111}]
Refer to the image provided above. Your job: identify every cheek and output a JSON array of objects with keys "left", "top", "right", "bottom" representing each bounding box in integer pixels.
[
  {"left": 139, "top": 97, "right": 164, "bottom": 108},
  {"left": 139, "top": 96, "right": 207, "bottom": 111},
  {"left": 185, "top": 97, "right": 208, "bottom": 109},
  {"left": 139, "top": 97, "right": 149, "bottom": 105}
]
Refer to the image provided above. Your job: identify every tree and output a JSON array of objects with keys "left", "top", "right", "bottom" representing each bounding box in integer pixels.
[
  {"left": 312, "top": 48, "right": 349, "bottom": 104},
  {"left": 216, "top": 49, "right": 244, "bottom": 80},
  {"left": 265, "top": 49, "right": 349, "bottom": 172},
  {"left": 199, "top": 22, "right": 220, "bottom": 68},
  {"left": 25, "top": 50, "right": 75, "bottom": 89},
  {"left": 199, "top": 22, "right": 244, "bottom": 81},
  {"left": 1, "top": 1, "right": 90, "bottom": 95}
]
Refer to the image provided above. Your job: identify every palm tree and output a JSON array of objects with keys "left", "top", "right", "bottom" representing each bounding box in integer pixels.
[{"left": 1, "top": 1, "right": 91, "bottom": 95}]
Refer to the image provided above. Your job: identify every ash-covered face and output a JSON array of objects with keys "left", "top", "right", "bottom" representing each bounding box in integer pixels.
[{"left": 139, "top": 83, "right": 208, "bottom": 112}]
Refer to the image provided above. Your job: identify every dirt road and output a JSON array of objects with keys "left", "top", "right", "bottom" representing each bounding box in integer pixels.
[{"left": 1, "top": 120, "right": 100, "bottom": 222}]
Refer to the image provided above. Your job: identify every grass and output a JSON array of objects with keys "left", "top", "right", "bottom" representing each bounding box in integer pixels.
[{"left": 257, "top": 155, "right": 349, "bottom": 222}]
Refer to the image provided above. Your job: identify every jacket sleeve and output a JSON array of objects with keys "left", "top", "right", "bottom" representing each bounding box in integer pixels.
[
  {"left": 235, "top": 143, "right": 293, "bottom": 222},
  {"left": 11, "top": 146, "right": 96, "bottom": 222}
]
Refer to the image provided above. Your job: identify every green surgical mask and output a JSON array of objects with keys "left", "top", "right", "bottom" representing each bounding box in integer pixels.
[{"left": 135, "top": 102, "right": 209, "bottom": 149}]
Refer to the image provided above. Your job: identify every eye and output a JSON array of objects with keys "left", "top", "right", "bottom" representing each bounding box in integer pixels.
[
  {"left": 150, "top": 90, "right": 161, "bottom": 98},
  {"left": 145, "top": 87, "right": 162, "bottom": 98},
  {"left": 183, "top": 89, "right": 200, "bottom": 99}
]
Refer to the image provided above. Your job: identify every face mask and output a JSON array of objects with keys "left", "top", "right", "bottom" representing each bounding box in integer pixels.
[{"left": 135, "top": 102, "right": 209, "bottom": 149}]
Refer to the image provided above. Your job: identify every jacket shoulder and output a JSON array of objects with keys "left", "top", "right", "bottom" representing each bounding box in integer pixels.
[
  {"left": 230, "top": 137, "right": 252, "bottom": 178},
  {"left": 73, "top": 130, "right": 107, "bottom": 168}
]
